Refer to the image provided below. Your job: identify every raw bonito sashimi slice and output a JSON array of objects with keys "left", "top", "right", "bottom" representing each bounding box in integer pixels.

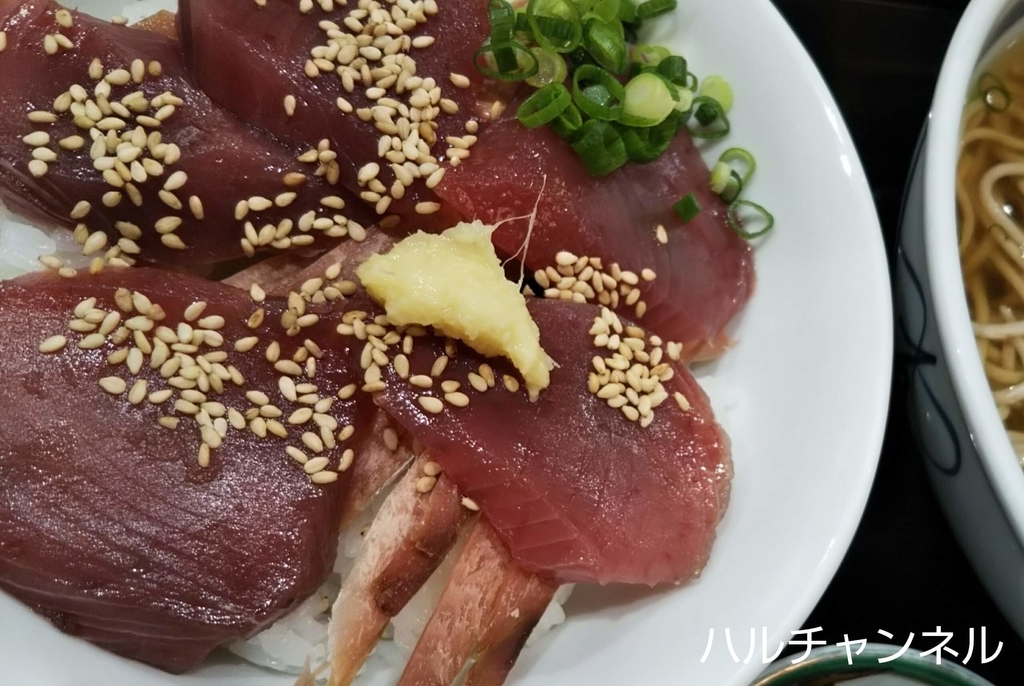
[
  {"left": 435, "top": 116, "right": 756, "bottom": 360},
  {"left": 374, "top": 299, "right": 733, "bottom": 585},
  {"left": 179, "top": 0, "right": 491, "bottom": 229},
  {"left": 0, "top": 0, "right": 373, "bottom": 267},
  {"left": 0, "top": 268, "right": 378, "bottom": 671}
]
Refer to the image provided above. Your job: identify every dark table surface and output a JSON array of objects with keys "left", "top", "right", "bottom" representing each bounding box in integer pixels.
[{"left": 769, "top": 1, "right": 1021, "bottom": 683}]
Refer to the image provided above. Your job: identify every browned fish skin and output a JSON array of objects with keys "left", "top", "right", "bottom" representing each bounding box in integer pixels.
[
  {"left": 396, "top": 520, "right": 556, "bottom": 686},
  {"left": 0, "top": 268, "right": 378, "bottom": 672},
  {"left": 0, "top": 0, "right": 372, "bottom": 267},
  {"left": 327, "top": 454, "right": 466, "bottom": 686}
]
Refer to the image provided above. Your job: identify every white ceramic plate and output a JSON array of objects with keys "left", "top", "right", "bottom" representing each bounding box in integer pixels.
[{"left": 0, "top": 1, "right": 892, "bottom": 684}]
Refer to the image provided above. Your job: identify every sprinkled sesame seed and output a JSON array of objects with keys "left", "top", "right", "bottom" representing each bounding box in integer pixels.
[
  {"left": 417, "top": 395, "right": 444, "bottom": 414},
  {"left": 444, "top": 391, "right": 469, "bottom": 407},
  {"left": 416, "top": 475, "right": 437, "bottom": 493},
  {"left": 415, "top": 201, "right": 440, "bottom": 215},
  {"left": 0, "top": 32, "right": 6, "bottom": 53},
  {"left": 98, "top": 376, "right": 126, "bottom": 394},
  {"left": 311, "top": 471, "right": 339, "bottom": 484},
  {"left": 27, "top": 157, "right": 47, "bottom": 176},
  {"left": 39, "top": 335, "right": 67, "bottom": 353}
]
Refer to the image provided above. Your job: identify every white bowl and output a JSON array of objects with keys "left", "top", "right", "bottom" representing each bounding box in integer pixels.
[
  {"left": 897, "top": 0, "right": 1024, "bottom": 644},
  {"left": 0, "top": 0, "right": 892, "bottom": 684}
]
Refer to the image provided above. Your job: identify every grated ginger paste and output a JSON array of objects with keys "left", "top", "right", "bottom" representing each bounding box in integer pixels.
[{"left": 356, "top": 221, "right": 553, "bottom": 399}]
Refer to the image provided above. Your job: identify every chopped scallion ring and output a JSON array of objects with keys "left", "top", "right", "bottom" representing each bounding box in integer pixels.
[
  {"left": 709, "top": 161, "right": 732, "bottom": 194},
  {"left": 584, "top": 18, "right": 628, "bottom": 73},
  {"left": 674, "top": 192, "right": 701, "bottom": 223},
  {"left": 632, "top": 43, "right": 670, "bottom": 68},
  {"left": 517, "top": 83, "right": 572, "bottom": 128},
  {"left": 699, "top": 75, "right": 734, "bottom": 112},
  {"left": 526, "top": 47, "right": 569, "bottom": 87},
  {"left": 474, "top": 40, "right": 540, "bottom": 81},
  {"left": 718, "top": 147, "right": 756, "bottom": 185},
  {"left": 616, "top": 0, "right": 637, "bottom": 22},
  {"left": 571, "top": 119, "right": 628, "bottom": 175},
  {"left": 527, "top": 0, "right": 584, "bottom": 53},
  {"left": 620, "top": 72, "right": 676, "bottom": 127},
  {"left": 727, "top": 199, "right": 775, "bottom": 239},
  {"left": 488, "top": 0, "right": 518, "bottom": 42},
  {"left": 550, "top": 101, "right": 584, "bottom": 138},
  {"left": 636, "top": 0, "right": 676, "bottom": 20},
  {"left": 656, "top": 55, "right": 687, "bottom": 86},
  {"left": 687, "top": 95, "right": 730, "bottom": 139},
  {"left": 573, "top": 64, "right": 625, "bottom": 120},
  {"left": 720, "top": 170, "right": 744, "bottom": 204},
  {"left": 591, "top": 0, "right": 622, "bottom": 23}
]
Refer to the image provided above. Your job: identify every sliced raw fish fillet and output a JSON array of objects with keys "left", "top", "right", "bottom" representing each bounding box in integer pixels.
[
  {"left": 179, "top": 0, "right": 490, "bottom": 227},
  {"left": 0, "top": 268, "right": 380, "bottom": 672},
  {"left": 397, "top": 519, "right": 556, "bottom": 686},
  {"left": 327, "top": 454, "right": 467, "bottom": 686},
  {"left": 0, "top": 0, "right": 372, "bottom": 268},
  {"left": 374, "top": 299, "right": 732, "bottom": 585},
  {"left": 435, "top": 117, "right": 755, "bottom": 359}
]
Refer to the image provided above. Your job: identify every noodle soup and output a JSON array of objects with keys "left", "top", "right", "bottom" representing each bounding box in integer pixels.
[{"left": 958, "top": 34, "right": 1024, "bottom": 464}]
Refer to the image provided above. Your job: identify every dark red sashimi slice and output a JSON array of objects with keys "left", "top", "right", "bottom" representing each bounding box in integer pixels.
[
  {"left": 375, "top": 299, "right": 732, "bottom": 585},
  {"left": 435, "top": 116, "right": 756, "bottom": 360},
  {"left": 179, "top": 0, "right": 489, "bottom": 227},
  {"left": 0, "top": 268, "right": 378, "bottom": 672},
  {"left": 0, "top": 0, "right": 373, "bottom": 267}
]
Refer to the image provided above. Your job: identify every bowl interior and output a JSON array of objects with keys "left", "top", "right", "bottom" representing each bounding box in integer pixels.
[
  {"left": 0, "top": 1, "right": 893, "bottom": 685},
  {"left": 926, "top": 0, "right": 1024, "bottom": 549}
]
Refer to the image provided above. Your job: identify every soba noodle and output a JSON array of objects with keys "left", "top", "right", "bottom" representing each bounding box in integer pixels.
[{"left": 958, "top": 42, "right": 1024, "bottom": 467}]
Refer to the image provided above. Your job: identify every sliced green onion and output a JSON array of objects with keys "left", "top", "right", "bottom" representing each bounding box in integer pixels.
[
  {"left": 636, "top": 0, "right": 676, "bottom": 20},
  {"left": 616, "top": 0, "right": 637, "bottom": 23},
  {"left": 699, "top": 75, "right": 734, "bottom": 112},
  {"left": 727, "top": 199, "right": 774, "bottom": 239},
  {"left": 718, "top": 147, "right": 756, "bottom": 184},
  {"left": 515, "top": 12, "right": 533, "bottom": 35},
  {"left": 632, "top": 43, "right": 670, "bottom": 67},
  {"left": 583, "top": 18, "right": 627, "bottom": 73},
  {"left": 687, "top": 95, "right": 730, "bottom": 139},
  {"left": 674, "top": 86, "right": 694, "bottom": 112},
  {"left": 656, "top": 55, "right": 687, "bottom": 86},
  {"left": 573, "top": 64, "right": 625, "bottom": 120},
  {"left": 474, "top": 40, "right": 539, "bottom": 81},
  {"left": 685, "top": 71, "right": 698, "bottom": 91},
  {"left": 517, "top": 83, "right": 571, "bottom": 127},
  {"left": 620, "top": 71, "right": 676, "bottom": 126},
  {"left": 571, "top": 119, "right": 628, "bottom": 175},
  {"left": 674, "top": 192, "right": 701, "bottom": 223},
  {"left": 488, "top": 0, "right": 518, "bottom": 42},
  {"left": 591, "top": 0, "right": 621, "bottom": 23},
  {"left": 618, "top": 110, "right": 682, "bottom": 161},
  {"left": 709, "top": 161, "right": 732, "bottom": 194},
  {"left": 527, "top": 0, "right": 583, "bottom": 53},
  {"left": 720, "top": 170, "right": 744, "bottom": 204},
  {"left": 526, "top": 47, "right": 569, "bottom": 87},
  {"left": 572, "top": 0, "right": 598, "bottom": 14},
  {"left": 549, "top": 101, "right": 583, "bottom": 138}
]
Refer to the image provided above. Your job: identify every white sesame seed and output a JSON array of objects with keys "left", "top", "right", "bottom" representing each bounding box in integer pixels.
[
  {"left": 445, "top": 391, "right": 469, "bottom": 407},
  {"left": 0, "top": 32, "right": 6, "bottom": 53},
  {"left": 39, "top": 335, "right": 67, "bottom": 353},
  {"left": 415, "top": 475, "right": 437, "bottom": 493},
  {"left": 417, "top": 395, "right": 443, "bottom": 414},
  {"left": 311, "top": 471, "right": 339, "bottom": 484},
  {"left": 98, "top": 376, "right": 126, "bottom": 394}
]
